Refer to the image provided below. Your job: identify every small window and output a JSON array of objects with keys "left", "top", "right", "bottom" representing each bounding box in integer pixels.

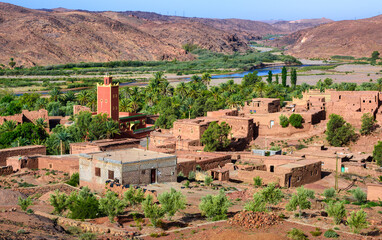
[
  {"left": 270, "top": 165, "right": 274, "bottom": 172},
  {"left": 339, "top": 95, "right": 341, "bottom": 100},
  {"left": 191, "top": 128, "right": 194, "bottom": 133},
  {"left": 108, "top": 170, "right": 114, "bottom": 180},
  {"left": 105, "top": 99, "right": 108, "bottom": 103},
  {"left": 141, "top": 170, "right": 146, "bottom": 174},
  {"left": 95, "top": 167, "right": 101, "bottom": 177},
  {"left": 49, "top": 163, "right": 53, "bottom": 169},
  {"left": 178, "top": 128, "right": 181, "bottom": 132}
]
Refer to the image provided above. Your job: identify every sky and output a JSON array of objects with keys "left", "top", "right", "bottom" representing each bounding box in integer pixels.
[{"left": 2, "top": 0, "right": 382, "bottom": 21}]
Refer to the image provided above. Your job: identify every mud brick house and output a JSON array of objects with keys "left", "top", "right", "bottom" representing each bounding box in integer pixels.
[
  {"left": 237, "top": 159, "right": 322, "bottom": 188},
  {"left": 367, "top": 184, "right": 382, "bottom": 201},
  {"left": 0, "top": 145, "right": 46, "bottom": 166},
  {"left": 0, "top": 109, "right": 50, "bottom": 131},
  {"left": 79, "top": 148, "right": 177, "bottom": 191},
  {"left": 70, "top": 138, "right": 140, "bottom": 154},
  {"left": 241, "top": 98, "right": 280, "bottom": 114}
]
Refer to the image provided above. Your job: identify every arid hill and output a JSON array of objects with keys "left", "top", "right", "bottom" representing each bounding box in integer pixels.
[
  {"left": 271, "top": 15, "right": 382, "bottom": 58},
  {"left": 0, "top": 3, "right": 251, "bottom": 67},
  {"left": 271, "top": 18, "right": 333, "bottom": 33}
]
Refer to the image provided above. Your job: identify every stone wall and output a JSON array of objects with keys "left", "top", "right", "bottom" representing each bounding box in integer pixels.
[
  {"left": 0, "top": 166, "right": 13, "bottom": 176},
  {"left": 277, "top": 161, "right": 322, "bottom": 188},
  {"left": 38, "top": 155, "right": 79, "bottom": 175},
  {"left": 6, "top": 156, "right": 39, "bottom": 171},
  {"left": 0, "top": 145, "right": 46, "bottom": 166},
  {"left": 15, "top": 183, "right": 78, "bottom": 197},
  {"left": 237, "top": 169, "right": 284, "bottom": 186},
  {"left": 367, "top": 184, "right": 382, "bottom": 201},
  {"left": 177, "top": 152, "right": 231, "bottom": 176}
]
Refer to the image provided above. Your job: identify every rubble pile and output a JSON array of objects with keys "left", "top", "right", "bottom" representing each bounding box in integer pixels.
[{"left": 229, "top": 211, "right": 281, "bottom": 229}]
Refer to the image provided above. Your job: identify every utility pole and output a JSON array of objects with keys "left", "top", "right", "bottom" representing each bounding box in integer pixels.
[
  {"left": 146, "top": 136, "right": 149, "bottom": 150},
  {"left": 335, "top": 155, "right": 339, "bottom": 191},
  {"left": 60, "top": 140, "right": 63, "bottom": 156}
]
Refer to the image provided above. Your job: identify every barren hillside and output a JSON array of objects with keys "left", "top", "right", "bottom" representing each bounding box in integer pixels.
[{"left": 271, "top": 15, "right": 382, "bottom": 58}]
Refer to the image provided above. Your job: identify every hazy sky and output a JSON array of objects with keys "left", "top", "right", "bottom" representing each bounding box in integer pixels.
[{"left": 3, "top": 0, "right": 382, "bottom": 21}]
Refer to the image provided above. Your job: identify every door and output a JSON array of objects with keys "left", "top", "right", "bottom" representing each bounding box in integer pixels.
[
  {"left": 151, "top": 169, "right": 156, "bottom": 183},
  {"left": 288, "top": 176, "right": 291, "bottom": 188},
  {"left": 270, "top": 120, "right": 275, "bottom": 129}
]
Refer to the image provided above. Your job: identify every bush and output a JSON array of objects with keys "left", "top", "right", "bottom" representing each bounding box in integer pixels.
[
  {"left": 279, "top": 115, "right": 289, "bottom": 128},
  {"left": 184, "top": 180, "right": 190, "bottom": 188},
  {"left": 99, "top": 191, "right": 126, "bottom": 223},
  {"left": 49, "top": 190, "right": 69, "bottom": 215},
  {"left": 253, "top": 176, "right": 262, "bottom": 187},
  {"left": 16, "top": 229, "right": 27, "bottom": 234},
  {"left": 67, "top": 187, "right": 100, "bottom": 220},
  {"left": 286, "top": 186, "right": 314, "bottom": 218},
  {"left": 289, "top": 114, "right": 303, "bottom": 128},
  {"left": 323, "top": 229, "right": 339, "bottom": 238},
  {"left": 360, "top": 113, "right": 375, "bottom": 135},
  {"left": 200, "top": 121, "right": 231, "bottom": 152},
  {"left": 158, "top": 188, "right": 187, "bottom": 220},
  {"left": 199, "top": 189, "right": 232, "bottom": 221},
  {"left": 287, "top": 228, "right": 308, "bottom": 240},
  {"left": 261, "top": 183, "right": 284, "bottom": 210},
  {"left": 347, "top": 210, "right": 368, "bottom": 233},
  {"left": 18, "top": 196, "right": 33, "bottom": 211},
  {"left": 326, "top": 114, "right": 356, "bottom": 147},
  {"left": 373, "top": 141, "right": 382, "bottom": 167},
  {"left": 326, "top": 201, "right": 346, "bottom": 225},
  {"left": 205, "top": 175, "right": 213, "bottom": 186},
  {"left": 244, "top": 193, "right": 266, "bottom": 212},
  {"left": 323, "top": 188, "right": 336, "bottom": 200},
  {"left": 26, "top": 208, "right": 34, "bottom": 214},
  {"left": 310, "top": 227, "right": 322, "bottom": 237},
  {"left": 79, "top": 233, "right": 97, "bottom": 240},
  {"left": 66, "top": 173, "right": 79, "bottom": 187},
  {"left": 142, "top": 195, "right": 165, "bottom": 228},
  {"left": 123, "top": 188, "right": 145, "bottom": 207},
  {"left": 188, "top": 171, "right": 196, "bottom": 181},
  {"left": 352, "top": 187, "right": 367, "bottom": 204}
]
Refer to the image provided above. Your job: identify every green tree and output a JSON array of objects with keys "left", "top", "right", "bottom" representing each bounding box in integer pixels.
[
  {"left": 371, "top": 51, "right": 380, "bottom": 63},
  {"left": 275, "top": 75, "right": 279, "bottom": 85},
  {"left": 347, "top": 210, "right": 368, "bottom": 234},
  {"left": 360, "top": 113, "right": 375, "bottom": 135},
  {"left": 242, "top": 71, "right": 261, "bottom": 86},
  {"left": 281, "top": 66, "right": 287, "bottom": 87},
  {"left": 123, "top": 188, "right": 145, "bottom": 207},
  {"left": 142, "top": 195, "right": 165, "bottom": 228},
  {"left": 286, "top": 186, "right": 315, "bottom": 218},
  {"left": 352, "top": 187, "right": 367, "bottom": 204},
  {"left": 291, "top": 68, "right": 297, "bottom": 88},
  {"left": 67, "top": 187, "right": 100, "bottom": 220},
  {"left": 199, "top": 189, "right": 232, "bottom": 221},
  {"left": 289, "top": 114, "right": 303, "bottom": 128},
  {"left": 49, "top": 190, "right": 69, "bottom": 215},
  {"left": 205, "top": 175, "right": 213, "bottom": 186},
  {"left": 326, "top": 114, "right": 356, "bottom": 147},
  {"left": 18, "top": 196, "right": 33, "bottom": 211},
  {"left": 323, "top": 188, "right": 336, "bottom": 200},
  {"left": 9, "top": 58, "right": 16, "bottom": 69},
  {"left": 244, "top": 193, "right": 266, "bottom": 212},
  {"left": 201, "top": 73, "right": 212, "bottom": 85},
  {"left": 1, "top": 120, "right": 17, "bottom": 132},
  {"left": 66, "top": 173, "right": 79, "bottom": 187},
  {"left": 35, "top": 118, "right": 48, "bottom": 129},
  {"left": 373, "top": 141, "right": 382, "bottom": 166},
  {"left": 279, "top": 114, "right": 289, "bottom": 128},
  {"left": 326, "top": 201, "right": 346, "bottom": 225},
  {"left": 103, "top": 120, "right": 120, "bottom": 139},
  {"left": 200, "top": 121, "right": 231, "bottom": 152},
  {"left": 99, "top": 191, "right": 126, "bottom": 223},
  {"left": 157, "top": 188, "right": 186, "bottom": 220},
  {"left": 260, "top": 183, "right": 284, "bottom": 211},
  {"left": 253, "top": 176, "right": 262, "bottom": 187},
  {"left": 267, "top": 70, "right": 273, "bottom": 84}
]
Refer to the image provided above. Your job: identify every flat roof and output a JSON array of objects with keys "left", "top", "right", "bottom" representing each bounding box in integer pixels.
[
  {"left": 278, "top": 159, "right": 321, "bottom": 169},
  {"left": 83, "top": 148, "right": 175, "bottom": 164},
  {"left": 71, "top": 138, "right": 139, "bottom": 147}
]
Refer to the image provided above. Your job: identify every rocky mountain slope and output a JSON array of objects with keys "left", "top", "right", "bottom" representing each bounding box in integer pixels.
[
  {"left": 271, "top": 18, "right": 333, "bottom": 33},
  {"left": 271, "top": 15, "right": 382, "bottom": 58}
]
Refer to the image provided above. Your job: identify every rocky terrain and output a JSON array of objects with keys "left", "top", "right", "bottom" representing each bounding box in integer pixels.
[
  {"left": 271, "top": 15, "right": 382, "bottom": 58},
  {"left": 271, "top": 18, "right": 333, "bottom": 33}
]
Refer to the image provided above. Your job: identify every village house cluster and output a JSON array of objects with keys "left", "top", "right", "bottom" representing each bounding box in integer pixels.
[{"left": 0, "top": 77, "right": 381, "bottom": 199}]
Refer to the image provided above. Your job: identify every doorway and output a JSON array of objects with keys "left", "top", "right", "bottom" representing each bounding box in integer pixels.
[
  {"left": 288, "top": 176, "right": 291, "bottom": 188},
  {"left": 151, "top": 169, "right": 156, "bottom": 183},
  {"left": 270, "top": 165, "right": 274, "bottom": 172}
]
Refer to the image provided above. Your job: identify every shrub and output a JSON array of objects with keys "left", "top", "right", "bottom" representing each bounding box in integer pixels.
[
  {"left": 199, "top": 189, "right": 232, "bottom": 221},
  {"left": 142, "top": 195, "right": 165, "bottom": 228},
  {"left": 260, "top": 183, "right": 284, "bottom": 210},
  {"left": 79, "top": 233, "right": 97, "bottom": 240},
  {"left": 16, "top": 229, "right": 27, "bottom": 234},
  {"left": 66, "top": 173, "right": 79, "bottom": 187},
  {"left": 279, "top": 115, "right": 289, "bottom": 128},
  {"left": 323, "top": 229, "right": 339, "bottom": 238},
  {"left": 347, "top": 210, "right": 368, "bottom": 233},
  {"left": 99, "top": 191, "right": 126, "bottom": 223},
  {"left": 360, "top": 113, "right": 375, "bottom": 135},
  {"left": 287, "top": 228, "right": 308, "bottom": 240},
  {"left": 200, "top": 121, "right": 231, "bottom": 152},
  {"left": 326, "top": 201, "right": 346, "bottom": 225},
  {"left": 253, "top": 176, "right": 262, "bottom": 187},
  {"left": 205, "top": 175, "right": 213, "bottom": 186},
  {"left": 286, "top": 186, "right": 315, "bottom": 218},
  {"left": 123, "top": 188, "right": 145, "bottom": 207},
  {"left": 373, "top": 141, "right": 382, "bottom": 167},
  {"left": 67, "top": 187, "right": 100, "bottom": 220},
  {"left": 310, "top": 227, "right": 322, "bottom": 237},
  {"left": 158, "top": 188, "right": 187, "bottom": 220},
  {"left": 18, "top": 196, "right": 33, "bottom": 211},
  {"left": 323, "top": 188, "right": 336, "bottom": 200},
  {"left": 326, "top": 114, "right": 356, "bottom": 147},
  {"left": 352, "top": 187, "right": 367, "bottom": 204},
  {"left": 49, "top": 190, "right": 69, "bottom": 215},
  {"left": 184, "top": 180, "right": 190, "bottom": 188},
  {"left": 26, "top": 209, "right": 34, "bottom": 214},
  {"left": 289, "top": 114, "right": 303, "bottom": 128},
  {"left": 188, "top": 171, "right": 196, "bottom": 181},
  {"left": 244, "top": 193, "right": 266, "bottom": 212}
]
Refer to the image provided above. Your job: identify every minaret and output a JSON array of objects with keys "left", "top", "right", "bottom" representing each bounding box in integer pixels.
[{"left": 97, "top": 75, "right": 119, "bottom": 121}]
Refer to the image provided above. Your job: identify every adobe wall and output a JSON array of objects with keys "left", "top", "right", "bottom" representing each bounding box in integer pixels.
[
  {"left": 177, "top": 152, "right": 231, "bottom": 176},
  {"left": 367, "top": 184, "right": 382, "bottom": 201},
  {"left": 0, "top": 145, "right": 46, "bottom": 166},
  {"left": 6, "top": 156, "right": 39, "bottom": 171},
  {"left": 38, "top": 155, "right": 79, "bottom": 175},
  {"left": 220, "top": 116, "right": 254, "bottom": 139},
  {"left": 0, "top": 166, "right": 13, "bottom": 176},
  {"left": 343, "top": 164, "right": 381, "bottom": 178},
  {"left": 237, "top": 169, "right": 284, "bottom": 186},
  {"left": 173, "top": 121, "right": 209, "bottom": 141},
  {"left": 207, "top": 109, "right": 238, "bottom": 118},
  {"left": 258, "top": 123, "right": 313, "bottom": 137},
  {"left": 70, "top": 140, "right": 140, "bottom": 154},
  {"left": 277, "top": 161, "right": 322, "bottom": 187}
]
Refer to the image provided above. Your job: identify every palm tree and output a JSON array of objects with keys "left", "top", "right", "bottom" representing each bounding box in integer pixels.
[
  {"left": 54, "top": 132, "right": 72, "bottom": 155},
  {"left": 182, "top": 98, "right": 194, "bottom": 119},
  {"left": 76, "top": 91, "right": 89, "bottom": 105},
  {"left": 127, "top": 95, "right": 140, "bottom": 113},
  {"left": 191, "top": 75, "right": 201, "bottom": 84},
  {"left": 1, "top": 120, "right": 17, "bottom": 132},
  {"left": 176, "top": 82, "right": 188, "bottom": 99},
  {"left": 11, "top": 137, "right": 29, "bottom": 148},
  {"left": 35, "top": 118, "right": 47, "bottom": 129},
  {"left": 49, "top": 87, "right": 62, "bottom": 102},
  {"left": 255, "top": 81, "right": 267, "bottom": 98},
  {"left": 121, "top": 87, "right": 132, "bottom": 99},
  {"left": 86, "top": 90, "right": 97, "bottom": 111},
  {"left": 63, "top": 91, "right": 76, "bottom": 103},
  {"left": 104, "top": 121, "right": 120, "bottom": 139},
  {"left": 210, "top": 86, "right": 220, "bottom": 101},
  {"left": 226, "top": 94, "right": 243, "bottom": 109},
  {"left": 201, "top": 73, "right": 212, "bottom": 86},
  {"left": 119, "top": 98, "right": 130, "bottom": 112}
]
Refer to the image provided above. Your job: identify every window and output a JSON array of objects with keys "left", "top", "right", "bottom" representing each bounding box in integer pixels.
[
  {"left": 270, "top": 165, "right": 274, "bottom": 172},
  {"left": 49, "top": 163, "right": 53, "bottom": 169},
  {"left": 105, "top": 99, "right": 108, "bottom": 103},
  {"left": 141, "top": 170, "right": 146, "bottom": 174},
  {"left": 191, "top": 128, "right": 194, "bottom": 133},
  {"left": 95, "top": 167, "right": 101, "bottom": 177},
  {"left": 108, "top": 170, "right": 114, "bottom": 180},
  {"left": 339, "top": 95, "right": 341, "bottom": 100}
]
